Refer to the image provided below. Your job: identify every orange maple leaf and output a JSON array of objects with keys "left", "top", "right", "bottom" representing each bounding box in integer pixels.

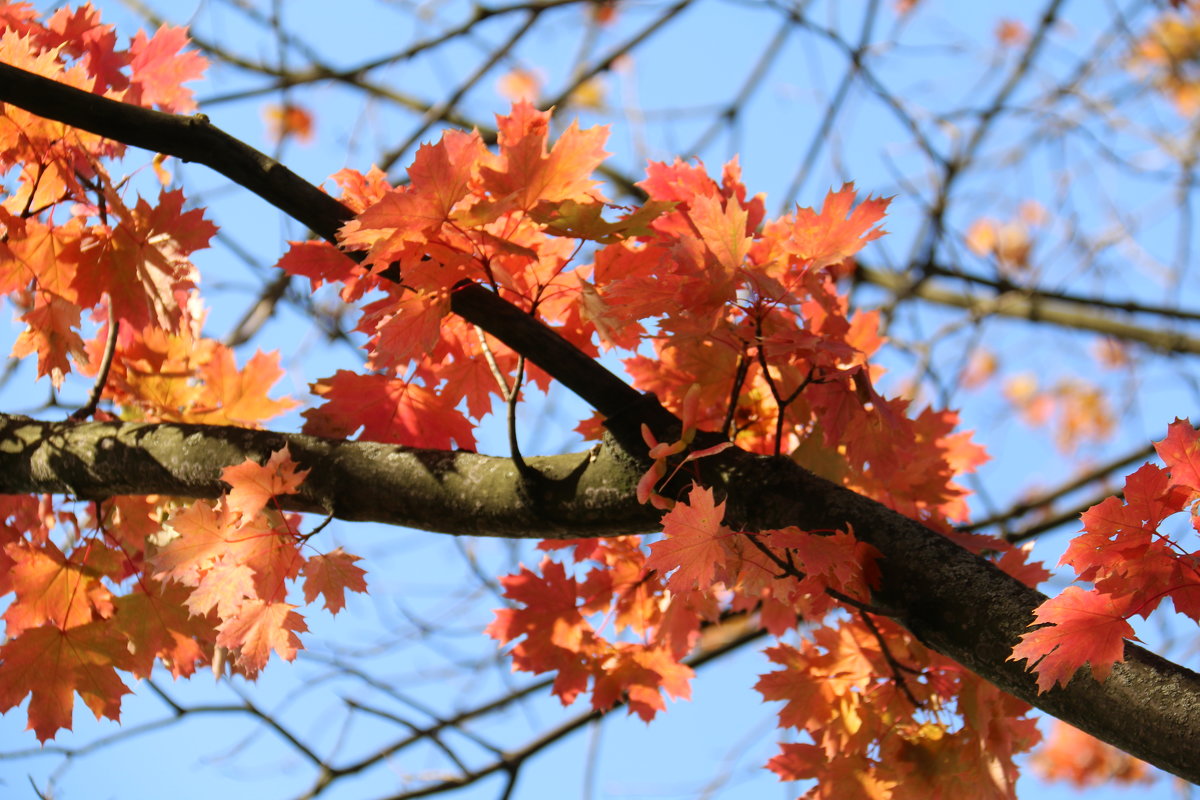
[
  {"left": 197, "top": 349, "right": 298, "bottom": 426},
  {"left": 221, "top": 447, "right": 309, "bottom": 523},
  {"left": 263, "top": 103, "right": 314, "bottom": 144},
  {"left": 1010, "top": 587, "right": 1137, "bottom": 692},
  {"left": 3, "top": 540, "right": 115, "bottom": 637},
  {"left": 127, "top": 24, "right": 207, "bottom": 112},
  {"left": 339, "top": 129, "right": 486, "bottom": 269},
  {"left": 781, "top": 183, "right": 890, "bottom": 272},
  {"left": 72, "top": 188, "right": 216, "bottom": 331},
  {"left": 1031, "top": 719, "right": 1153, "bottom": 787},
  {"left": 301, "top": 548, "right": 368, "bottom": 614},
  {"left": 0, "top": 621, "right": 134, "bottom": 743},
  {"left": 688, "top": 192, "right": 752, "bottom": 275},
  {"left": 151, "top": 500, "right": 303, "bottom": 604},
  {"left": 11, "top": 293, "right": 86, "bottom": 388},
  {"left": 645, "top": 484, "right": 732, "bottom": 592},
  {"left": 215, "top": 599, "right": 308, "bottom": 678},
  {"left": 112, "top": 582, "right": 212, "bottom": 679},
  {"left": 478, "top": 101, "right": 610, "bottom": 209},
  {"left": 590, "top": 645, "right": 693, "bottom": 721}
]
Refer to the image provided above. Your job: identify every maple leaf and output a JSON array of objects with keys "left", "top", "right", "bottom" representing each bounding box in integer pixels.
[
  {"left": 590, "top": 646, "right": 693, "bottom": 721},
  {"left": 688, "top": 192, "right": 752, "bottom": 275},
  {"left": 150, "top": 500, "right": 237, "bottom": 586},
  {"left": 1155, "top": 417, "right": 1200, "bottom": 493},
  {"left": 264, "top": 103, "right": 314, "bottom": 144},
  {"left": 3, "top": 540, "right": 115, "bottom": 637},
  {"left": 43, "top": 5, "right": 128, "bottom": 94},
  {"left": 72, "top": 188, "right": 216, "bottom": 332},
  {"left": 359, "top": 288, "right": 451, "bottom": 369},
  {"left": 339, "top": 129, "right": 486, "bottom": 268},
  {"left": 1031, "top": 719, "right": 1152, "bottom": 787},
  {"left": 184, "top": 561, "right": 257, "bottom": 619},
  {"left": 754, "top": 643, "right": 830, "bottom": 730},
  {"left": 529, "top": 199, "right": 675, "bottom": 244},
  {"left": 478, "top": 101, "right": 610, "bottom": 209},
  {"left": 486, "top": 559, "right": 586, "bottom": 654},
  {"left": 0, "top": 621, "right": 134, "bottom": 742},
  {"left": 11, "top": 293, "right": 86, "bottom": 387},
  {"left": 330, "top": 166, "right": 393, "bottom": 213},
  {"left": 0, "top": 214, "right": 83, "bottom": 298},
  {"left": 1010, "top": 587, "right": 1137, "bottom": 693},
  {"left": 112, "top": 582, "right": 212, "bottom": 679},
  {"left": 197, "top": 348, "right": 299, "bottom": 426},
  {"left": 301, "top": 548, "right": 368, "bottom": 614},
  {"left": 127, "top": 24, "right": 207, "bottom": 112},
  {"left": 215, "top": 599, "right": 308, "bottom": 678},
  {"left": 764, "top": 526, "right": 878, "bottom": 597},
  {"left": 781, "top": 183, "right": 890, "bottom": 272},
  {"left": 645, "top": 484, "right": 732, "bottom": 592},
  {"left": 221, "top": 447, "right": 309, "bottom": 524},
  {"left": 275, "top": 240, "right": 360, "bottom": 292},
  {"left": 303, "top": 370, "right": 477, "bottom": 450}
]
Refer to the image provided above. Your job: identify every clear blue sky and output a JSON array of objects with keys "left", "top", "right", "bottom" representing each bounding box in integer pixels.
[{"left": 0, "top": 1, "right": 1192, "bottom": 799}]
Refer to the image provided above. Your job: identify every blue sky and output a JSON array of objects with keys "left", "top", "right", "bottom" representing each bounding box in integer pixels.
[{"left": 1, "top": 1, "right": 1196, "bottom": 798}]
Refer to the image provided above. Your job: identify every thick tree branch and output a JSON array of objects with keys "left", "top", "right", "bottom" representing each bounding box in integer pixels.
[
  {"left": 0, "top": 414, "right": 654, "bottom": 538},
  {"left": 2, "top": 64, "right": 1200, "bottom": 784},
  {"left": 4, "top": 412, "right": 1200, "bottom": 783}
]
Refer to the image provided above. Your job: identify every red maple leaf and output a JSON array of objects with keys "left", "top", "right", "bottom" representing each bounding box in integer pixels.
[
  {"left": 1155, "top": 418, "right": 1200, "bottom": 494},
  {"left": 1010, "top": 587, "right": 1137, "bottom": 693},
  {"left": 359, "top": 288, "right": 451, "bottom": 369},
  {"left": 72, "top": 188, "right": 216, "bottom": 331},
  {"left": 275, "top": 240, "right": 361, "bottom": 293},
  {"left": 303, "top": 370, "right": 477, "bottom": 450}
]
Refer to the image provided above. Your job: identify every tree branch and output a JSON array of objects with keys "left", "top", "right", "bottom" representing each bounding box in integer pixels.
[
  {"left": 0, "top": 414, "right": 654, "bottom": 538},
  {"left": 858, "top": 265, "right": 1200, "bottom": 354},
  {"left": 2, "top": 63, "right": 1200, "bottom": 785}
]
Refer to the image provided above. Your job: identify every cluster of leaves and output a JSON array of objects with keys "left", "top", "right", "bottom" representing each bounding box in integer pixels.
[
  {"left": 1012, "top": 419, "right": 1200, "bottom": 692},
  {"left": 0, "top": 445, "right": 367, "bottom": 742},
  {"left": 284, "top": 84, "right": 1072, "bottom": 790},
  {"left": 0, "top": 4, "right": 366, "bottom": 742},
  {"left": 0, "top": 2, "right": 1187, "bottom": 796}
]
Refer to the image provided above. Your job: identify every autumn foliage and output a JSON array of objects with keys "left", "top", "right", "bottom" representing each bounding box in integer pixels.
[{"left": 0, "top": 2, "right": 1196, "bottom": 797}]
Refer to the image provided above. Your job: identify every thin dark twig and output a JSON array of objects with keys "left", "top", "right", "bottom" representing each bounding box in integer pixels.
[
  {"left": 858, "top": 610, "right": 921, "bottom": 708},
  {"left": 741, "top": 532, "right": 897, "bottom": 617},
  {"left": 68, "top": 312, "right": 118, "bottom": 422},
  {"left": 721, "top": 349, "right": 750, "bottom": 439}
]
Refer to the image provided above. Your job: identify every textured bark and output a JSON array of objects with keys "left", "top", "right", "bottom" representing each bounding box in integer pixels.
[{"left": 0, "top": 415, "right": 654, "bottom": 538}]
